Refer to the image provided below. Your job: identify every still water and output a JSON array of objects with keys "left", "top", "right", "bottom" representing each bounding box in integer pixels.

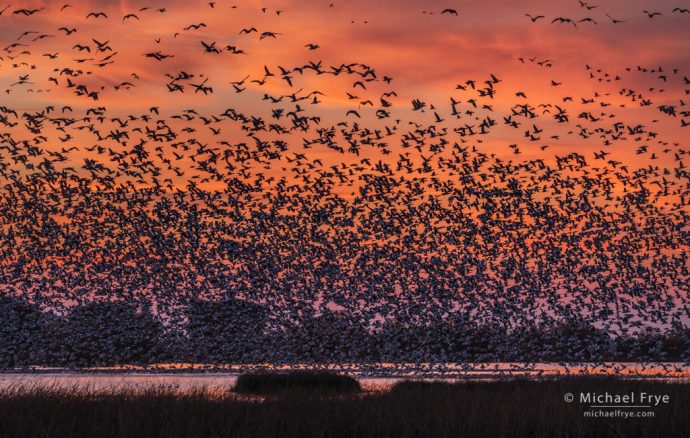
[{"left": 1, "top": 362, "right": 689, "bottom": 392}]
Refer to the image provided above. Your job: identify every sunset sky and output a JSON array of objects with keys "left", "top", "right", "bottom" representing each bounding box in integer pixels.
[
  {"left": 1, "top": 0, "right": 688, "bottom": 174},
  {"left": 0, "top": 0, "right": 688, "bottom": 328}
]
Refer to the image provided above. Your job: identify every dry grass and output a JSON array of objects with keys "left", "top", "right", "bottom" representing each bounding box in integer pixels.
[{"left": 0, "top": 375, "right": 688, "bottom": 437}]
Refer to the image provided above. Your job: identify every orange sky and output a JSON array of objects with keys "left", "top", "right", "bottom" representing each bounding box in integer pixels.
[
  {"left": 0, "top": 0, "right": 688, "bottom": 324},
  {"left": 0, "top": 0, "right": 687, "bottom": 177}
]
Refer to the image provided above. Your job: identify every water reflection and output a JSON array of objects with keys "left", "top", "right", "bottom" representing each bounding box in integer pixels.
[{"left": 2, "top": 362, "right": 689, "bottom": 393}]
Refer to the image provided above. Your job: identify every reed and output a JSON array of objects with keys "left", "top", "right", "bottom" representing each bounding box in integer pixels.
[{"left": 0, "top": 375, "right": 687, "bottom": 437}]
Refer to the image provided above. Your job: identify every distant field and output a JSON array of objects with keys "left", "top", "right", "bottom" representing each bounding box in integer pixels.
[{"left": 0, "top": 374, "right": 688, "bottom": 437}]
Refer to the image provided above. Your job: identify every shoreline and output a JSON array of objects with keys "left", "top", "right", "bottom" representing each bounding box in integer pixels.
[{"left": 3, "top": 361, "right": 689, "bottom": 375}]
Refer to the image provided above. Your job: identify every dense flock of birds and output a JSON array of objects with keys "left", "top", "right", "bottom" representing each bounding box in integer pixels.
[{"left": 0, "top": 1, "right": 689, "bottom": 367}]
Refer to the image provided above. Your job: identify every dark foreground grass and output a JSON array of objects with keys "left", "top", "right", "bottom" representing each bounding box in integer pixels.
[
  {"left": 234, "top": 371, "right": 360, "bottom": 395},
  {"left": 0, "top": 376, "right": 689, "bottom": 438}
]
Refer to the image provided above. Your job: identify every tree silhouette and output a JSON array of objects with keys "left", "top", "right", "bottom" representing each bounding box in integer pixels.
[
  {"left": 48, "top": 301, "right": 164, "bottom": 367},
  {"left": 0, "top": 296, "right": 46, "bottom": 368},
  {"left": 186, "top": 298, "right": 268, "bottom": 363}
]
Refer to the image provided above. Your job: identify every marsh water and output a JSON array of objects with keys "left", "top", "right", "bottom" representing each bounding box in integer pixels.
[{"left": 1, "top": 362, "right": 689, "bottom": 392}]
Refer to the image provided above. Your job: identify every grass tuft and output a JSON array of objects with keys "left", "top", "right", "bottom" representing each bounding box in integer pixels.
[{"left": 233, "top": 371, "right": 361, "bottom": 395}]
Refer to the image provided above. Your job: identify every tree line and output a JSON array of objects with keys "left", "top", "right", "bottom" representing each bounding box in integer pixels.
[{"left": 1, "top": 296, "right": 688, "bottom": 368}]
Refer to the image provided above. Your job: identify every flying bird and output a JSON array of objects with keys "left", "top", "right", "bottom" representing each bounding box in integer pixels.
[
  {"left": 551, "top": 17, "right": 577, "bottom": 27},
  {"left": 86, "top": 11, "right": 108, "bottom": 19}
]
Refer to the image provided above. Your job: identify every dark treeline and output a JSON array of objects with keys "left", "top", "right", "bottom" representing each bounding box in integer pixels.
[{"left": 1, "top": 295, "right": 689, "bottom": 368}]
